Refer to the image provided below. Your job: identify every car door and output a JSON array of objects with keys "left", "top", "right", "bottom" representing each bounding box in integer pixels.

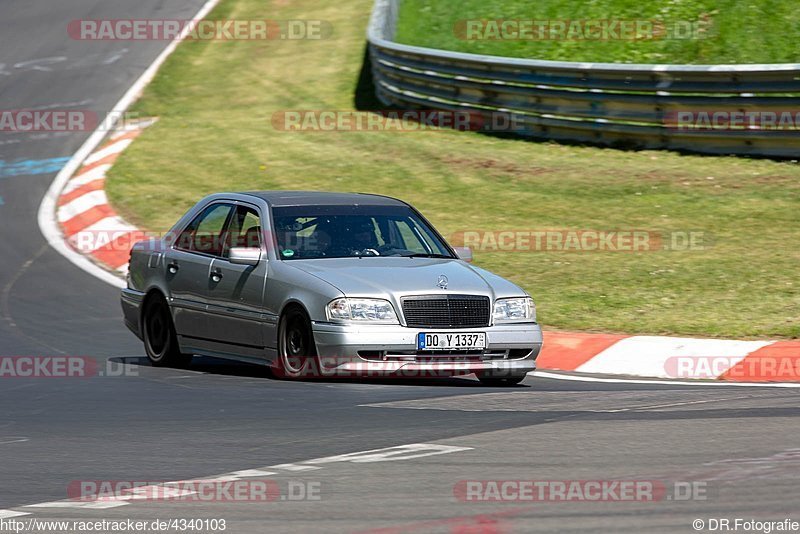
[
  {"left": 165, "top": 202, "right": 234, "bottom": 340},
  {"left": 205, "top": 203, "right": 268, "bottom": 357}
]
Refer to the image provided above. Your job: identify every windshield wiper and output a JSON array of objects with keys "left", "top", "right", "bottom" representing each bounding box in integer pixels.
[{"left": 405, "top": 253, "right": 454, "bottom": 259}]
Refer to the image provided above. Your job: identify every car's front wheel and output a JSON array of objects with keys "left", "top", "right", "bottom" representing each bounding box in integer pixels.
[
  {"left": 274, "top": 307, "right": 319, "bottom": 380},
  {"left": 142, "top": 295, "right": 192, "bottom": 368},
  {"left": 477, "top": 372, "right": 527, "bottom": 387}
]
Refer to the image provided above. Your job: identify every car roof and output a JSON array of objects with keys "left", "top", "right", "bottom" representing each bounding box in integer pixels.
[{"left": 240, "top": 191, "right": 407, "bottom": 207}]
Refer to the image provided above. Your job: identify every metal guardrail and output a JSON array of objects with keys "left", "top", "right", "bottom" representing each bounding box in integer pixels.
[{"left": 367, "top": 0, "right": 800, "bottom": 157}]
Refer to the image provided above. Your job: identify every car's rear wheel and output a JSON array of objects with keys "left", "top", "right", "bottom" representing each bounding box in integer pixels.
[
  {"left": 274, "top": 307, "right": 319, "bottom": 380},
  {"left": 142, "top": 295, "right": 192, "bottom": 368},
  {"left": 477, "top": 373, "right": 527, "bottom": 387}
]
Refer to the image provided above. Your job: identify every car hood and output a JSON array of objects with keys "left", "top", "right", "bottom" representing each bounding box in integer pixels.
[{"left": 286, "top": 257, "right": 527, "bottom": 301}]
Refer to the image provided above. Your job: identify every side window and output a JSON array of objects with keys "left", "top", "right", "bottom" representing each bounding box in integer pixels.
[
  {"left": 175, "top": 203, "right": 233, "bottom": 256},
  {"left": 223, "top": 206, "right": 262, "bottom": 258}
]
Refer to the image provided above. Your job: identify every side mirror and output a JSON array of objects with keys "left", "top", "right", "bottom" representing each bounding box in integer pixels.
[
  {"left": 453, "top": 246, "right": 473, "bottom": 263},
  {"left": 229, "top": 247, "right": 262, "bottom": 266}
]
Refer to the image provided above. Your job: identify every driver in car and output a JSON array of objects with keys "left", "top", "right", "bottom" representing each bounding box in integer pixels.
[
  {"left": 311, "top": 218, "right": 379, "bottom": 257},
  {"left": 346, "top": 219, "right": 379, "bottom": 255}
]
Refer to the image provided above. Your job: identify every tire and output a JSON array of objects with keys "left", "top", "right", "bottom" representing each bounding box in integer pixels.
[
  {"left": 273, "top": 307, "right": 319, "bottom": 380},
  {"left": 477, "top": 373, "right": 527, "bottom": 387},
  {"left": 142, "top": 295, "right": 192, "bottom": 368}
]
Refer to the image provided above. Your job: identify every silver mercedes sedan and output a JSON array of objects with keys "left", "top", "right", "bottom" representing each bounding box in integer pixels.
[{"left": 121, "top": 191, "right": 542, "bottom": 386}]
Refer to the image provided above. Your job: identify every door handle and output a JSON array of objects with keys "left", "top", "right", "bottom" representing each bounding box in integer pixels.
[
  {"left": 167, "top": 261, "right": 179, "bottom": 274},
  {"left": 210, "top": 269, "right": 223, "bottom": 283}
]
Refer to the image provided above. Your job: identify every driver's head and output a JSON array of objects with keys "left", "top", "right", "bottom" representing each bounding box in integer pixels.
[
  {"left": 348, "top": 218, "right": 376, "bottom": 248},
  {"left": 312, "top": 229, "right": 332, "bottom": 252}
]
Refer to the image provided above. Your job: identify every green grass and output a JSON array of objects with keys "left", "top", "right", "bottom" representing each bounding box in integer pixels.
[
  {"left": 395, "top": 0, "right": 800, "bottom": 64},
  {"left": 106, "top": 0, "right": 800, "bottom": 339}
]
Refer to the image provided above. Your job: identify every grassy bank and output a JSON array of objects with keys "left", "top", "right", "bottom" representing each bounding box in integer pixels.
[
  {"left": 106, "top": 0, "right": 800, "bottom": 338},
  {"left": 395, "top": 0, "right": 800, "bottom": 64}
]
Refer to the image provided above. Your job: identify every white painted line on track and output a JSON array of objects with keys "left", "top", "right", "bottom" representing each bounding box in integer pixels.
[
  {"left": 301, "top": 443, "right": 472, "bottom": 464},
  {"left": 268, "top": 464, "right": 322, "bottom": 472},
  {"left": 0, "top": 510, "right": 30, "bottom": 519},
  {"left": 214, "top": 469, "right": 278, "bottom": 479},
  {"left": 532, "top": 370, "right": 800, "bottom": 388},
  {"left": 604, "top": 396, "right": 750, "bottom": 412},
  {"left": 16, "top": 442, "right": 471, "bottom": 512},
  {"left": 37, "top": 0, "right": 223, "bottom": 289},
  {"left": 24, "top": 500, "right": 129, "bottom": 510},
  {"left": 0, "top": 437, "right": 29, "bottom": 445}
]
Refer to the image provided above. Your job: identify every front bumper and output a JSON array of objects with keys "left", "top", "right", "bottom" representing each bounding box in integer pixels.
[{"left": 311, "top": 321, "right": 542, "bottom": 377}]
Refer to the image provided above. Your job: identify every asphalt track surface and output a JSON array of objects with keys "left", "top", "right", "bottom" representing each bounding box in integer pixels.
[{"left": 1, "top": 2, "right": 799, "bottom": 533}]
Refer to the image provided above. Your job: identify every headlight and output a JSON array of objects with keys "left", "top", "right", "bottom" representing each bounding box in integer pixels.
[
  {"left": 493, "top": 297, "right": 536, "bottom": 323},
  {"left": 326, "top": 298, "right": 399, "bottom": 324}
]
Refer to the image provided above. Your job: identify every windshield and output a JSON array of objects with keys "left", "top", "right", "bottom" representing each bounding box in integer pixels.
[{"left": 271, "top": 204, "right": 454, "bottom": 260}]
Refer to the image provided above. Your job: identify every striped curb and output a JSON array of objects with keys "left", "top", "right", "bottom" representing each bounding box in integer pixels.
[
  {"left": 52, "top": 126, "right": 798, "bottom": 383},
  {"left": 56, "top": 120, "right": 155, "bottom": 276},
  {"left": 539, "top": 332, "right": 799, "bottom": 383}
]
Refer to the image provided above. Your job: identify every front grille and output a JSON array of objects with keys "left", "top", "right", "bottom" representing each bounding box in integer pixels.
[{"left": 401, "top": 294, "right": 490, "bottom": 328}]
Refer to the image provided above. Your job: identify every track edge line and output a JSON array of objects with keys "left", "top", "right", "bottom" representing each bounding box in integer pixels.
[{"left": 36, "top": 0, "right": 223, "bottom": 289}]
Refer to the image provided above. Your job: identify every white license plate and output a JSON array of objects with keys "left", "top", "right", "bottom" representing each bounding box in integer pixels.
[{"left": 417, "top": 332, "right": 487, "bottom": 351}]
